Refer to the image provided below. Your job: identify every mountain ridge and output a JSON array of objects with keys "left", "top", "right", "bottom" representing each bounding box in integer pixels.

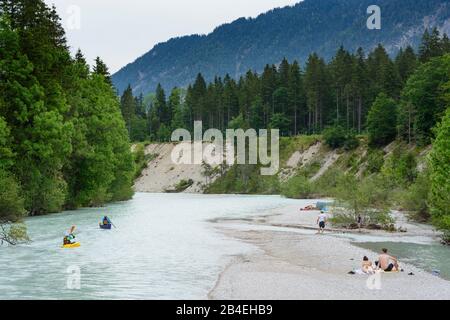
[{"left": 112, "top": 0, "right": 450, "bottom": 95}]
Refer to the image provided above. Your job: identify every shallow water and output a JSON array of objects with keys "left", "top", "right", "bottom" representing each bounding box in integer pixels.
[
  {"left": 354, "top": 241, "right": 450, "bottom": 280},
  {"left": 0, "top": 193, "right": 299, "bottom": 300}
]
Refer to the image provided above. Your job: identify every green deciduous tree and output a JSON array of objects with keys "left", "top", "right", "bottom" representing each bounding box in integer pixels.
[
  {"left": 366, "top": 93, "right": 398, "bottom": 146},
  {"left": 428, "top": 107, "right": 450, "bottom": 239},
  {"left": 399, "top": 54, "right": 450, "bottom": 145},
  {"left": 1, "top": 1, "right": 135, "bottom": 218}
]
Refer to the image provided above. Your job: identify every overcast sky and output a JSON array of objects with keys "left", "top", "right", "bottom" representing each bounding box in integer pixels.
[{"left": 44, "top": 0, "right": 301, "bottom": 73}]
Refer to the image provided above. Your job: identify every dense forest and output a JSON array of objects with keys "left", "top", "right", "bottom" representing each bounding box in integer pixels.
[
  {"left": 122, "top": 28, "right": 449, "bottom": 146},
  {"left": 123, "top": 29, "right": 449, "bottom": 239},
  {"left": 0, "top": 1, "right": 135, "bottom": 243},
  {"left": 112, "top": 0, "right": 450, "bottom": 95}
]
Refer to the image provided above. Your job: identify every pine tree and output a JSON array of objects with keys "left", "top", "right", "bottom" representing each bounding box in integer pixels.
[
  {"left": 260, "top": 64, "right": 278, "bottom": 123},
  {"left": 305, "top": 53, "right": 329, "bottom": 132},
  {"left": 288, "top": 60, "right": 305, "bottom": 135},
  {"left": 93, "top": 57, "right": 112, "bottom": 85},
  {"left": 73, "top": 49, "right": 90, "bottom": 79},
  {"left": 169, "top": 87, "right": 185, "bottom": 130},
  {"left": 120, "top": 85, "right": 136, "bottom": 133},
  {"left": 419, "top": 28, "right": 443, "bottom": 63},
  {"left": 367, "top": 44, "right": 401, "bottom": 100},
  {"left": 191, "top": 73, "right": 207, "bottom": 121},
  {"left": 278, "top": 58, "right": 290, "bottom": 89},
  {"left": 395, "top": 46, "right": 418, "bottom": 85},
  {"left": 442, "top": 33, "right": 450, "bottom": 54},
  {"left": 352, "top": 47, "right": 369, "bottom": 133},
  {"left": 330, "top": 46, "right": 353, "bottom": 126},
  {"left": 222, "top": 75, "right": 239, "bottom": 127},
  {"left": 155, "top": 83, "right": 169, "bottom": 123}
]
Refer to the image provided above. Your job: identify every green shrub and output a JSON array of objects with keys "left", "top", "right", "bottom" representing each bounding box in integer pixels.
[
  {"left": 133, "top": 144, "right": 158, "bottom": 179},
  {"left": 382, "top": 148, "right": 418, "bottom": 186},
  {"left": 398, "top": 171, "right": 431, "bottom": 222},
  {"left": 302, "top": 161, "right": 322, "bottom": 178},
  {"left": 323, "top": 125, "right": 347, "bottom": 149},
  {"left": 0, "top": 169, "right": 28, "bottom": 245},
  {"left": 331, "top": 174, "right": 394, "bottom": 230},
  {"left": 366, "top": 149, "right": 385, "bottom": 173},
  {"left": 343, "top": 132, "right": 360, "bottom": 151},
  {"left": 281, "top": 175, "right": 315, "bottom": 199},
  {"left": 174, "top": 179, "right": 194, "bottom": 192},
  {"left": 323, "top": 125, "right": 359, "bottom": 150},
  {"left": 312, "top": 168, "right": 345, "bottom": 197}
]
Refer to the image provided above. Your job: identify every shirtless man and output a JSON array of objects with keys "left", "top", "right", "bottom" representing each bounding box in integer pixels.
[{"left": 376, "top": 248, "right": 399, "bottom": 272}]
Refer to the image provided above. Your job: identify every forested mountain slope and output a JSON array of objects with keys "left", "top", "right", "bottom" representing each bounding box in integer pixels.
[{"left": 112, "top": 0, "right": 450, "bottom": 94}]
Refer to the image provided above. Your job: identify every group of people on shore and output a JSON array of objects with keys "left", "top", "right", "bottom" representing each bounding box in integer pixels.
[
  {"left": 309, "top": 207, "right": 401, "bottom": 274},
  {"left": 361, "top": 248, "right": 400, "bottom": 274}
]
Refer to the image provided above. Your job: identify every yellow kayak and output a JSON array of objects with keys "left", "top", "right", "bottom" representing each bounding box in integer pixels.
[{"left": 61, "top": 242, "right": 81, "bottom": 249}]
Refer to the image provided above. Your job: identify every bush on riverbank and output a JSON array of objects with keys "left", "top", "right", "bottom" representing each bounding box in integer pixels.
[
  {"left": 0, "top": 169, "right": 29, "bottom": 245},
  {"left": 173, "top": 179, "right": 194, "bottom": 192},
  {"left": 133, "top": 143, "right": 159, "bottom": 180},
  {"left": 205, "top": 164, "right": 281, "bottom": 195},
  {"left": 330, "top": 174, "right": 395, "bottom": 230},
  {"left": 397, "top": 170, "right": 431, "bottom": 222}
]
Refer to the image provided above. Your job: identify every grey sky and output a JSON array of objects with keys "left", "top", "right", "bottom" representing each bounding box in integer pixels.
[{"left": 44, "top": 0, "right": 301, "bottom": 73}]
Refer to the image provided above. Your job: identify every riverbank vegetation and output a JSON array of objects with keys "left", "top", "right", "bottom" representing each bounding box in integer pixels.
[
  {"left": 119, "top": 28, "right": 448, "bottom": 237},
  {"left": 1, "top": 1, "right": 449, "bottom": 243},
  {"left": 0, "top": 1, "right": 135, "bottom": 243}
]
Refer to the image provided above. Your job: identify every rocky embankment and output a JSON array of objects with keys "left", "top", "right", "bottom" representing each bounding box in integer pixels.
[{"left": 134, "top": 139, "right": 429, "bottom": 194}]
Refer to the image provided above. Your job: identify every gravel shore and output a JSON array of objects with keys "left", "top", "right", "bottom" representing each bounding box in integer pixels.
[{"left": 209, "top": 204, "right": 450, "bottom": 300}]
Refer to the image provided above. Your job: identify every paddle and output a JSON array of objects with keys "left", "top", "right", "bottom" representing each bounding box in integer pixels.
[{"left": 107, "top": 218, "right": 117, "bottom": 228}]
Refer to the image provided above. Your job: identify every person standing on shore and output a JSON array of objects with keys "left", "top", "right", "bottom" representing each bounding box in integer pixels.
[
  {"left": 357, "top": 214, "right": 362, "bottom": 231},
  {"left": 317, "top": 211, "right": 327, "bottom": 234}
]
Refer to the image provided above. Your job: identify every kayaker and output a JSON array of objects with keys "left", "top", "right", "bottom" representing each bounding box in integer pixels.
[
  {"left": 63, "top": 226, "right": 76, "bottom": 245},
  {"left": 102, "top": 216, "right": 111, "bottom": 225}
]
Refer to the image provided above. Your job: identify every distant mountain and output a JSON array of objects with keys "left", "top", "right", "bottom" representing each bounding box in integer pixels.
[{"left": 112, "top": 0, "right": 450, "bottom": 95}]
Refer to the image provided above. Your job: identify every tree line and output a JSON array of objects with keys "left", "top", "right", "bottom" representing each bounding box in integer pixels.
[
  {"left": 121, "top": 28, "right": 449, "bottom": 147},
  {"left": 0, "top": 0, "right": 135, "bottom": 243}
]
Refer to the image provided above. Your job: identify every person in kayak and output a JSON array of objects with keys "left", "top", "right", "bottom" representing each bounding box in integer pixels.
[
  {"left": 63, "top": 226, "right": 76, "bottom": 245},
  {"left": 102, "top": 216, "right": 111, "bottom": 225}
]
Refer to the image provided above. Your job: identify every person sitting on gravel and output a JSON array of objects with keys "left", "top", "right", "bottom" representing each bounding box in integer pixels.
[
  {"left": 362, "top": 256, "right": 375, "bottom": 274},
  {"left": 375, "top": 248, "right": 399, "bottom": 272}
]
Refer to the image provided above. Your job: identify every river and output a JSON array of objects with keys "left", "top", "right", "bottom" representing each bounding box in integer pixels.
[
  {"left": 0, "top": 193, "right": 298, "bottom": 299},
  {"left": 1, "top": 193, "right": 449, "bottom": 299}
]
